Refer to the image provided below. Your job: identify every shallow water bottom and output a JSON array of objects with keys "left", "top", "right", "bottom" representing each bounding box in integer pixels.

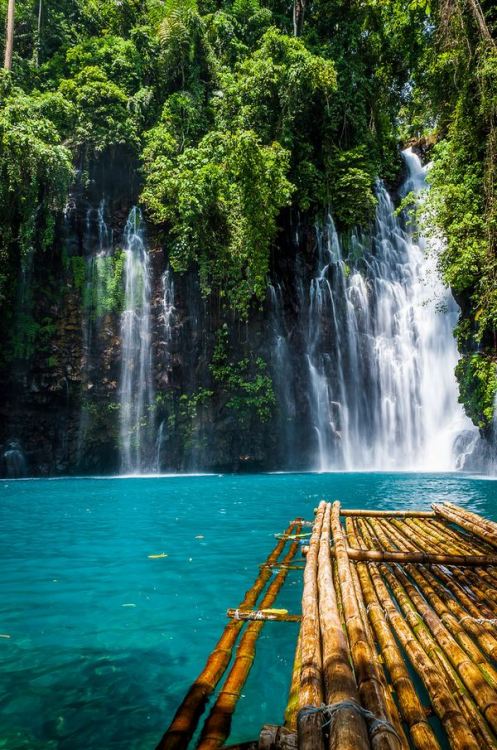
[{"left": 0, "top": 471, "right": 496, "bottom": 749}]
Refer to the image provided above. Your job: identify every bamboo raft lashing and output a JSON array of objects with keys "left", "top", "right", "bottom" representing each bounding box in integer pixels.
[{"left": 157, "top": 502, "right": 497, "bottom": 750}]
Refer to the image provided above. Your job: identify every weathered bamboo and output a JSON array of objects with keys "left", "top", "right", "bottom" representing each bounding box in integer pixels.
[
  {"left": 338, "top": 546, "right": 497, "bottom": 566},
  {"left": 284, "top": 627, "right": 302, "bottom": 731},
  {"left": 445, "top": 503, "right": 497, "bottom": 537},
  {"left": 317, "top": 502, "right": 370, "bottom": 750},
  {"left": 432, "top": 564, "right": 497, "bottom": 623},
  {"left": 433, "top": 504, "right": 497, "bottom": 550},
  {"left": 340, "top": 509, "right": 435, "bottom": 518},
  {"left": 297, "top": 502, "right": 325, "bottom": 750},
  {"left": 373, "top": 520, "right": 497, "bottom": 687},
  {"left": 197, "top": 525, "right": 303, "bottom": 750},
  {"left": 379, "top": 519, "right": 497, "bottom": 643},
  {"left": 409, "top": 564, "right": 497, "bottom": 662},
  {"left": 354, "top": 518, "right": 479, "bottom": 750},
  {"left": 346, "top": 529, "right": 408, "bottom": 749},
  {"left": 156, "top": 521, "right": 300, "bottom": 750},
  {"left": 331, "top": 502, "right": 402, "bottom": 750},
  {"left": 227, "top": 609, "right": 301, "bottom": 622},
  {"left": 346, "top": 518, "right": 440, "bottom": 750},
  {"left": 259, "top": 725, "right": 298, "bottom": 750},
  {"left": 421, "top": 519, "right": 491, "bottom": 555},
  {"left": 377, "top": 560, "right": 497, "bottom": 749},
  {"left": 382, "top": 518, "right": 497, "bottom": 619},
  {"left": 431, "top": 517, "right": 495, "bottom": 554},
  {"left": 370, "top": 515, "right": 497, "bottom": 741},
  {"left": 423, "top": 517, "right": 497, "bottom": 589}
]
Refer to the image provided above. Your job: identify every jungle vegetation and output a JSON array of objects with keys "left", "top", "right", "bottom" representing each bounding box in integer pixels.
[{"left": 0, "top": 0, "right": 496, "bottom": 429}]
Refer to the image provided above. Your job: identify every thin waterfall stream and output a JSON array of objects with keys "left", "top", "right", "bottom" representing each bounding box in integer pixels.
[{"left": 119, "top": 207, "right": 155, "bottom": 473}]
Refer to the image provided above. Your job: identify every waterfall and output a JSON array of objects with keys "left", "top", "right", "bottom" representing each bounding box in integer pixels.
[
  {"left": 77, "top": 200, "right": 114, "bottom": 468},
  {"left": 270, "top": 148, "right": 475, "bottom": 471},
  {"left": 268, "top": 283, "right": 297, "bottom": 465},
  {"left": 119, "top": 207, "right": 155, "bottom": 474},
  {"left": 154, "top": 266, "right": 176, "bottom": 472}
]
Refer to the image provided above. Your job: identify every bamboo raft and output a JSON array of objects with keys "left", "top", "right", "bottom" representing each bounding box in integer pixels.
[{"left": 156, "top": 502, "right": 497, "bottom": 750}]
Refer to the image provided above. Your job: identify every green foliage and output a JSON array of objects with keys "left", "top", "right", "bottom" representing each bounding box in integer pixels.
[
  {"left": 175, "top": 387, "right": 214, "bottom": 451},
  {"left": 210, "top": 326, "right": 275, "bottom": 422},
  {"left": 456, "top": 354, "right": 497, "bottom": 429},
  {"left": 326, "top": 148, "right": 378, "bottom": 228},
  {"left": 64, "top": 36, "right": 143, "bottom": 94},
  {"left": 0, "top": 87, "right": 73, "bottom": 304},
  {"left": 58, "top": 67, "right": 138, "bottom": 152},
  {"left": 142, "top": 127, "right": 293, "bottom": 313},
  {"left": 4, "top": 0, "right": 496, "bottom": 438},
  {"left": 76, "top": 250, "right": 126, "bottom": 318},
  {"left": 9, "top": 313, "right": 57, "bottom": 361}
]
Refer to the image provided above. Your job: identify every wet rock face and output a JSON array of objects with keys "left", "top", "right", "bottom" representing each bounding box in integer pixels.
[{"left": 0, "top": 150, "right": 304, "bottom": 477}]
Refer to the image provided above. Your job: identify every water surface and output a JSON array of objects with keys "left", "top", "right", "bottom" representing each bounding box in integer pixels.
[{"left": 1, "top": 472, "right": 496, "bottom": 749}]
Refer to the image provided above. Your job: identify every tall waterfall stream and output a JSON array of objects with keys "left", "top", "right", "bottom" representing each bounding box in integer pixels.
[
  {"left": 270, "top": 149, "right": 474, "bottom": 471},
  {"left": 119, "top": 208, "right": 155, "bottom": 474}
]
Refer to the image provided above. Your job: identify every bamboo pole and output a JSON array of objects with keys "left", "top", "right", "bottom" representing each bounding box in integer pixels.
[
  {"left": 347, "top": 533, "right": 408, "bottom": 749},
  {"left": 297, "top": 502, "right": 325, "bottom": 750},
  {"left": 197, "top": 524, "right": 304, "bottom": 750},
  {"left": 378, "top": 560, "right": 497, "bottom": 749},
  {"left": 433, "top": 504, "right": 497, "bottom": 550},
  {"left": 331, "top": 502, "right": 402, "bottom": 750},
  {"left": 404, "top": 528, "right": 497, "bottom": 629},
  {"left": 363, "top": 518, "right": 497, "bottom": 749},
  {"left": 391, "top": 520, "right": 497, "bottom": 617},
  {"left": 410, "top": 565, "right": 497, "bottom": 662},
  {"left": 445, "top": 503, "right": 497, "bottom": 537},
  {"left": 156, "top": 521, "right": 300, "bottom": 750},
  {"left": 317, "top": 503, "right": 370, "bottom": 750},
  {"left": 259, "top": 724, "right": 298, "bottom": 750},
  {"left": 284, "top": 627, "right": 302, "bottom": 731},
  {"left": 337, "top": 546, "right": 497, "bottom": 567},
  {"left": 354, "top": 518, "right": 479, "bottom": 750},
  {"left": 424, "top": 519, "right": 492, "bottom": 555},
  {"left": 340, "top": 509, "right": 435, "bottom": 518},
  {"left": 347, "top": 519, "right": 440, "bottom": 750},
  {"left": 361, "top": 518, "right": 497, "bottom": 748},
  {"left": 375, "top": 521, "right": 497, "bottom": 679},
  {"left": 431, "top": 518, "right": 495, "bottom": 554},
  {"left": 369, "top": 519, "right": 497, "bottom": 738}
]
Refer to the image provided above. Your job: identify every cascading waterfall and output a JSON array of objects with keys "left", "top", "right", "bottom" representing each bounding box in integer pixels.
[
  {"left": 271, "top": 148, "right": 474, "bottom": 471},
  {"left": 119, "top": 207, "right": 155, "bottom": 473}
]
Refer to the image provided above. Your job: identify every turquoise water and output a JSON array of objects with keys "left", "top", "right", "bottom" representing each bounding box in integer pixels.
[{"left": 1, "top": 472, "right": 496, "bottom": 749}]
